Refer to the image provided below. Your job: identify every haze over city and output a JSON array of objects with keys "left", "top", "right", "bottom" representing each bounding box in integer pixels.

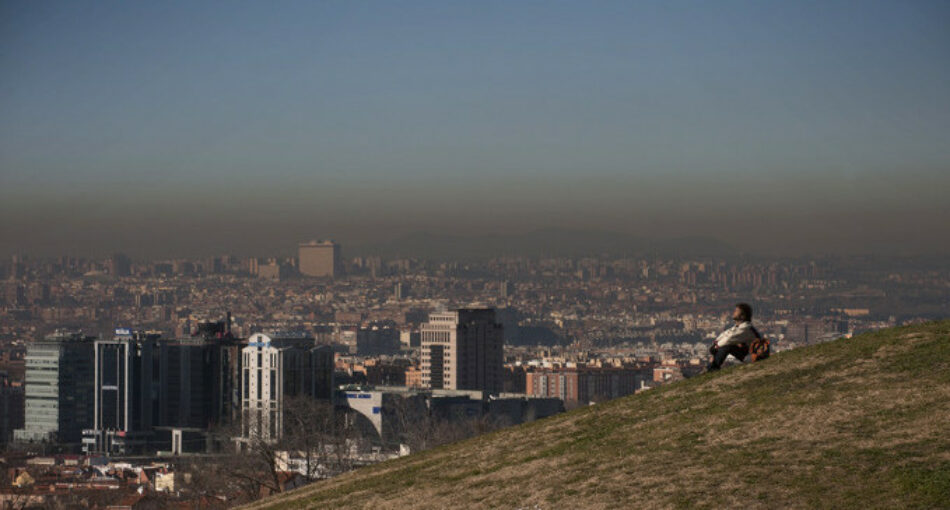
[
  {"left": 3, "top": 3, "right": 950, "bottom": 508},
  {"left": 2, "top": 0, "right": 949, "bottom": 258}
]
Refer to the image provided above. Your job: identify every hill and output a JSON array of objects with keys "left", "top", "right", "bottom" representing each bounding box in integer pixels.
[{"left": 242, "top": 321, "right": 950, "bottom": 509}]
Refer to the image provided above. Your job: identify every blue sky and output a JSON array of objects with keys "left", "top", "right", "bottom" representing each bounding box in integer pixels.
[{"left": 1, "top": 1, "right": 948, "bottom": 256}]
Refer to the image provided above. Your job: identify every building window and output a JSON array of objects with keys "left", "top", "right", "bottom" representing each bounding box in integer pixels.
[{"left": 270, "top": 370, "right": 277, "bottom": 400}]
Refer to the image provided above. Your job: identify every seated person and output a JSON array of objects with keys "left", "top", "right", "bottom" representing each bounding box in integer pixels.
[{"left": 707, "top": 303, "right": 758, "bottom": 371}]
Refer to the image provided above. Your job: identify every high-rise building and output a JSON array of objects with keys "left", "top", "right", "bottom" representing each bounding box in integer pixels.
[
  {"left": 83, "top": 329, "right": 162, "bottom": 454},
  {"left": 83, "top": 322, "right": 248, "bottom": 455},
  {"left": 298, "top": 240, "right": 341, "bottom": 278},
  {"left": 310, "top": 344, "right": 335, "bottom": 400},
  {"left": 240, "top": 333, "right": 334, "bottom": 442},
  {"left": 157, "top": 338, "right": 218, "bottom": 429},
  {"left": 0, "top": 375, "right": 24, "bottom": 446},
  {"left": 420, "top": 309, "right": 504, "bottom": 394},
  {"left": 356, "top": 323, "right": 401, "bottom": 357},
  {"left": 500, "top": 280, "right": 513, "bottom": 299},
  {"left": 14, "top": 332, "right": 96, "bottom": 447}
]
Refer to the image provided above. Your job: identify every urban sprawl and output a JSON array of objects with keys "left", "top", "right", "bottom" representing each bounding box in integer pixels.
[{"left": 1, "top": 241, "right": 947, "bottom": 508}]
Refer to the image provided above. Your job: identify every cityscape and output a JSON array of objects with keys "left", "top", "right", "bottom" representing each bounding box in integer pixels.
[
  {"left": 1, "top": 241, "right": 947, "bottom": 507},
  {"left": 2, "top": 0, "right": 949, "bottom": 508}
]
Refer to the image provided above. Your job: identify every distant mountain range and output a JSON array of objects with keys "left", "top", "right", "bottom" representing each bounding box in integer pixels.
[{"left": 350, "top": 228, "right": 735, "bottom": 260}]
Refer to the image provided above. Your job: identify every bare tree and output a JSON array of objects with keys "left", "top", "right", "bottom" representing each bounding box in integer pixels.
[
  {"left": 388, "top": 395, "right": 507, "bottom": 454},
  {"left": 281, "top": 396, "right": 373, "bottom": 481},
  {"left": 177, "top": 454, "right": 252, "bottom": 508},
  {"left": 281, "top": 396, "right": 340, "bottom": 481},
  {"left": 183, "top": 416, "right": 285, "bottom": 502},
  {"left": 179, "top": 396, "right": 367, "bottom": 505}
]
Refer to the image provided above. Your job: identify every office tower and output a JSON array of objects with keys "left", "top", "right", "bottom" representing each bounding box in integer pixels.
[
  {"left": 298, "top": 240, "right": 341, "bottom": 278},
  {"left": 0, "top": 375, "right": 24, "bottom": 446},
  {"left": 156, "top": 338, "right": 218, "bottom": 429},
  {"left": 356, "top": 323, "right": 401, "bottom": 357},
  {"left": 309, "top": 345, "right": 335, "bottom": 400},
  {"left": 420, "top": 309, "right": 504, "bottom": 394},
  {"left": 83, "top": 318, "right": 248, "bottom": 455},
  {"left": 83, "top": 329, "right": 162, "bottom": 455},
  {"left": 159, "top": 331, "right": 248, "bottom": 454},
  {"left": 240, "top": 333, "right": 334, "bottom": 442},
  {"left": 193, "top": 317, "right": 247, "bottom": 427},
  {"left": 14, "top": 332, "right": 95, "bottom": 447}
]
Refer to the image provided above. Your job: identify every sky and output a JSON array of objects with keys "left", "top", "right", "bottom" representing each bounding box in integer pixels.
[{"left": 1, "top": 0, "right": 949, "bottom": 258}]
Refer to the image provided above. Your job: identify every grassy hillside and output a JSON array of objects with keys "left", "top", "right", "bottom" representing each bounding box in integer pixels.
[{"left": 243, "top": 321, "right": 950, "bottom": 509}]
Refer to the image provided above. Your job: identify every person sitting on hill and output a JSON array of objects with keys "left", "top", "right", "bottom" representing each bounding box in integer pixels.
[{"left": 707, "top": 302, "right": 759, "bottom": 371}]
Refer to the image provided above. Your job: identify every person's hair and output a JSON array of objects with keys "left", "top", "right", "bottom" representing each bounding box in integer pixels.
[{"left": 735, "top": 303, "right": 753, "bottom": 321}]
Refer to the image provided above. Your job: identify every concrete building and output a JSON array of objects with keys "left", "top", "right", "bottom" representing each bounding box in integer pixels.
[
  {"left": 14, "top": 332, "right": 96, "bottom": 447},
  {"left": 298, "top": 240, "right": 341, "bottom": 278},
  {"left": 421, "top": 309, "right": 504, "bottom": 394},
  {"left": 240, "top": 333, "right": 335, "bottom": 442},
  {"left": 256, "top": 261, "right": 293, "bottom": 281}
]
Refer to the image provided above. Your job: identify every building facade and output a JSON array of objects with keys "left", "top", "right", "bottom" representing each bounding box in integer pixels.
[
  {"left": 298, "top": 240, "right": 341, "bottom": 278},
  {"left": 421, "top": 309, "right": 504, "bottom": 394},
  {"left": 0, "top": 376, "right": 24, "bottom": 446},
  {"left": 525, "top": 368, "right": 642, "bottom": 404},
  {"left": 14, "top": 332, "right": 96, "bottom": 447},
  {"left": 83, "top": 325, "right": 247, "bottom": 455},
  {"left": 356, "top": 323, "right": 401, "bottom": 357},
  {"left": 83, "top": 330, "right": 162, "bottom": 454}
]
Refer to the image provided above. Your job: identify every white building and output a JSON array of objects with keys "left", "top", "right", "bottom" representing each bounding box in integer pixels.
[{"left": 241, "top": 333, "right": 334, "bottom": 442}]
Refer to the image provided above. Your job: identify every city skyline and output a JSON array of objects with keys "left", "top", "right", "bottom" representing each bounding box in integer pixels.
[{"left": 2, "top": 1, "right": 949, "bottom": 257}]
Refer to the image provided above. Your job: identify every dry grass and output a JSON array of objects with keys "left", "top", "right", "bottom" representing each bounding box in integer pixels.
[{"left": 240, "top": 320, "right": 950, "bottom": 510}]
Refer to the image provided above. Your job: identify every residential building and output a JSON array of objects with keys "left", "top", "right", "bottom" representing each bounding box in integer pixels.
[{"left": 525, "top": 368, "right": 643, "bottom": 404}]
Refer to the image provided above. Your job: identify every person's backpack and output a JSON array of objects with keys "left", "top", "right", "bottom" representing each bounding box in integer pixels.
[{"left": 749, "top": 326, "right": 770, "bottom": 362}]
